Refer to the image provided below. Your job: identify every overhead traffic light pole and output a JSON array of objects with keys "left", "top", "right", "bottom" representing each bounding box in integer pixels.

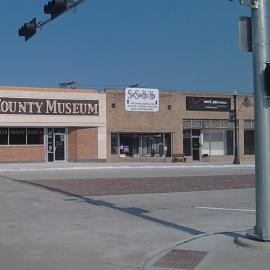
[
  {"left": 249, "top": 0, "right": 270, "bottom": 242},
  {"left": 18, "top": 0, "right": 86, "bottom": 41},
  {"left": 44, "top": 0, "right": 86, "bottom": 20}
]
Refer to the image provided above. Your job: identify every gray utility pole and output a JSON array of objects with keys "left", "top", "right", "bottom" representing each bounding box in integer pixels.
[{"left": 248, "top": 0, "right": 270, "bottom": 241}]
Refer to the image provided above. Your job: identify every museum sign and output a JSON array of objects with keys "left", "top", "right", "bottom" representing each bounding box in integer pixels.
[{"left": 0, "top": 97, "right": 99, "bottom": 115}]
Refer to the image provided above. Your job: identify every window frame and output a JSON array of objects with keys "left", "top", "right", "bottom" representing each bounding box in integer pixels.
[
  {"left": 0, "top": 128, "right": 45, "bottom": 146},
  {"left": 27, "top": 128, "right": 44, "bottom": 145}
]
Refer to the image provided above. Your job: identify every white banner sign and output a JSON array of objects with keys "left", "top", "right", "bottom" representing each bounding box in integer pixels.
[{"left": 125, "top": 88, "right": 159, "bottom": 112}]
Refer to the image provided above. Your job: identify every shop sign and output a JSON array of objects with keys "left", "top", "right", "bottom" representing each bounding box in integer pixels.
[
  {"left": 125, "top": 88, "right": 159, "bottom": 112},
  {"left": 186, "top": 96, "right": 231, "bottom": 112},
  {"left": 0, "top": 97, "right": 99, "bottom": 116}
]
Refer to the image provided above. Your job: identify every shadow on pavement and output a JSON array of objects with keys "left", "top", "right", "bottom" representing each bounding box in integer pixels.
[{"left": 2, "top": 175, "right": 244, "bottom": 239}]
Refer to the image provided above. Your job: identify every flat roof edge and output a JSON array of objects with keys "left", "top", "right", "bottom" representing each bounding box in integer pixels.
[{"left": 0, "top": 86, "right": 99, "bottom": 94}]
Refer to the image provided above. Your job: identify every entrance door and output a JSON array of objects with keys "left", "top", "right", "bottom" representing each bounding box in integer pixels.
[
  {"left": 192, "top": 137, "right": 200, "bottom": 161},
  {"left": 54, "top": 134, "right": 65, "bottom": 161}
]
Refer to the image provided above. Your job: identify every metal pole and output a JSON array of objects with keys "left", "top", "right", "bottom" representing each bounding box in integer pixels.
[
  {"left": 233, "top": 94, "right": 240, "bottom": 164},
  {"left": 249, "top": 0, "right": 270, "bottom": 241}
]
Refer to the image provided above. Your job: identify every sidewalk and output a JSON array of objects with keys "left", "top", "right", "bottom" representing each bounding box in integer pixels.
[
  {"left": 0, "top": 161, "right": 255, "bottom": 172},
  {"left": 144, "top": 233, "right": 270, "bottom": 270}
]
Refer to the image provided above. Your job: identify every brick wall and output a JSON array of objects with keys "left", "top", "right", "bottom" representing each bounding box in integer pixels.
[
  {"left": 68, "top": 127, "right": 98, "bottom": 161},
  {"left": 106, "top": 89, "right": 255, "bottom": 162},
  {"left": 0, "top": 146, "right": 45, "bottom": 162}
]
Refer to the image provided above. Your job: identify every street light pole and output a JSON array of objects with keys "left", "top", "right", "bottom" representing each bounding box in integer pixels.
[
  {"left": 233, "top": 94, "right": 240, "bottom": 164},
  {"left": 248, "top": 0, "right": 270, "bottom": 241}
]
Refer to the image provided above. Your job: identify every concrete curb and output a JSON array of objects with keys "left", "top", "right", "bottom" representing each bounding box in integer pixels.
[
  {"left": 0, "top": 163, "right": 255, "bottom": 173},
  {"left": 235, "top": 237, "right": 270, "bottom": 250}
]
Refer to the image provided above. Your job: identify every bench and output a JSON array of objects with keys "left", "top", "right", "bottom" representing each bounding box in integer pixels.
[
  {"left": 201, "top": 153, "right": 209, "bottom": 162},
  {"left": 172, "top": 153, "right": 186, "bottom": 163}
]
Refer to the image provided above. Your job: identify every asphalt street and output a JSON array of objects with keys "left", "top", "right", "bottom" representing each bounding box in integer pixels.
[
  {"left": 0, "top": 162, "right": 265, "bottom": 270},
  {"left": 0, "top": 161, "right": 255, "bottom": 181}
]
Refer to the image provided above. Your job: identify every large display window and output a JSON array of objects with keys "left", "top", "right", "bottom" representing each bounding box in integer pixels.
[
  {"left": 111, "top": 133, "right": 172, "bottom": 158},
  {"left": 183, "top": 118, "right": 236, "bottom": 159},
  {"left": 183, "top": 128, "right": 234, "bottom": 158}
]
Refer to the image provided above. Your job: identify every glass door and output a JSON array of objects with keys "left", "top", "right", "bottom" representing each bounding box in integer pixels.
[{"left": 54, "top": 133, "right": 65, "bottom": 161}]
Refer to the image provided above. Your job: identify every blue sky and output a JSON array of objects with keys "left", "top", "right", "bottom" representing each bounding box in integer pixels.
[{"left": 0, "top": 1, "right": 261, "bottom": 93}]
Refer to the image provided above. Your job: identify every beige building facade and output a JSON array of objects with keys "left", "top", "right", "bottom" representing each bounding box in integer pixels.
[
  {"left": 106, "top": 89, "right": 255, "bottom": 163},
  {"left": 0, "top": 86, "right": 254, "bottom": 163},
  {"left": 0, "top": 86, "right": 106, "bottom": 162}
]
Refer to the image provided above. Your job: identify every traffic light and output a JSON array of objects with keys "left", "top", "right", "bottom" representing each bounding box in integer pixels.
[
  {"left": 264, "top": 62, "right": 270, "bottom": 97},
  {"left": 18, "top": 18, "right": 37, "bottom": 41},
  {"left": 19, "top": 0, "right": 85, "bottom": 41},
  {"left": 44, "top": 0, "right": 68, "bottom": 20}
]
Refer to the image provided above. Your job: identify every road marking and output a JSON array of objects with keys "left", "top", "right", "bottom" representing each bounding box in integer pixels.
[{"left": 195, "top": 207, "right": 255, "bottom": 212}]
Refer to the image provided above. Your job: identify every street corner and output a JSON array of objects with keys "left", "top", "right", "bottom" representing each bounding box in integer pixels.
[{"left": 143, "top": 232, "right": 270, "bottom": 270}]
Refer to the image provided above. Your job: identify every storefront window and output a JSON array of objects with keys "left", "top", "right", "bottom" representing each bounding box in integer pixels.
[
  {"left": 183, "top": 120, "right": 191, "bottom": 129},
  {"left": 210, "top": 129, "right": 224, "bottom": 155},
  {"left": 212, "top": 120, "right": 221, "bottom": 128},
  {"left": 187, "top": 127, "right": 234, "bottom": 157},
  {"left": 142, "top": 133, "right": 163, "bottom": 157},
  {"left": 142, "top": 135, "right": 150, "bottom": 156},
  {"left": 9, "top": 128, "right": 26, "bottom": 145},
  {"left": 27, "top": 128, "right": 44, "bottom": 145},
  {"left": 185, "top": 119, "right": 233, "bottom": 129},
  {"left": 244, "top": 120, "right": 255, "bottom": 129},
  {"left": 201, "top": 129, "right": 210, "bottom": 156},
  {"left": 111, "top": 133, "right": 119, "bottom": 155},
  {"left": 244, "top": 130, "right": 255, "bottom": 155},
  {"left": 192, "top": 120, "right": 202, "bottom": 128},
  {"left": 202, "top": 120, "right": 211, "bottom": 128},
  {"left": 0, "top": 128, "right": 8, "bottom": 145},
  {"left": 120, "top": 134, "right": 140, "bottom": 157},
  {"left": 117, "top": 133, "right": 169, "bottom": 158},
  {"left": 0, "top": 128, "right": 45, "bottom": 146}
]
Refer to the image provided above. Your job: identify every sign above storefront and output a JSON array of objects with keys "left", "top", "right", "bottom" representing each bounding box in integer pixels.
[
  {"left": 186, "top": 96, "right": 231, "bottom": 112},
  {"left": 125, "top": 88, "right": 159, "bottom": 112},
  {"left": 0, "top": 97, "right": 99, "bottom": 116}
]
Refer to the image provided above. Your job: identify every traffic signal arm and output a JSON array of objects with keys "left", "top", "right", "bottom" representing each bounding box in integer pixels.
[
  {"left": 44, "top": 0, "right": 67, "bottom": 20},
  {"left": 44, "top": 0, "right": 86, "bottom": 20},
  {"left": 18, "top": 0, "right": 86, "bottom": 41}
]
